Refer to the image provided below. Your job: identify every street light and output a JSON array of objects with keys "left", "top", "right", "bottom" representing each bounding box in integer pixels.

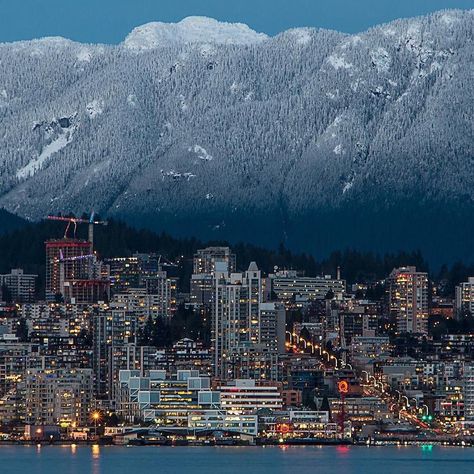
[
  {"left": 401, "top": 396, "right": 410, "bottom": 409},
  {"left": 91, "top": 411, "right": 101, "bottom": 438}
]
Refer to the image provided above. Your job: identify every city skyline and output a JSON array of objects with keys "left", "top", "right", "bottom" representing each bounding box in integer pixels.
[
  {"left": 2, "top": 220, "right": 474, "bottom": 449},
  {"left": 1, "top": 0, "right": 474, "bottom": 466}
]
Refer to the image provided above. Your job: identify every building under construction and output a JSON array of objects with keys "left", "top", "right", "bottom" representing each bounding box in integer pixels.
[{"left": 45, "top": 215, "right": 110, "bottom": 303}]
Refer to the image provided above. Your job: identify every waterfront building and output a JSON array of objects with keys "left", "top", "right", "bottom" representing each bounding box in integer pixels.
[
  {"left": 187, "top": 410, "right": 258, "bottom": 436},
  {"left": 219, "top": 379, "right": 283, "bottom": 412},
  {"left": 24, "top": 368, "right": 93, "bottom": 426},
  {"left": 116, "top": 369, "right": 215, "bottom": 424},
  {"left": 463, "top": 364, "right": 474, "bottom": 420}
]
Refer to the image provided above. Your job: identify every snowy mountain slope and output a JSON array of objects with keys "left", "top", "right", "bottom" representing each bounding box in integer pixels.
[
  {"left": 0, "top": 12, "right": 473, "bottom": 263},
  {"left": 123, "top": 16, "right": 268, "bottom": 51}
]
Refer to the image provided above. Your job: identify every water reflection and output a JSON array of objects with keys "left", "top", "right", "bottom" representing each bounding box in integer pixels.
[
  {"left": 92, "top": 444, "right": 101, "bottom": 474},
  {"left": 92, "top": 444, "right": 100, "bottom": 459}
]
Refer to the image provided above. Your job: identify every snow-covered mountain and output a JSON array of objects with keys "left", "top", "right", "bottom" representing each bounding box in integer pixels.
[
  {"left": 124, "top": 17, "right": 268, "bottom": 51},
  {"left": 0, "top": 11, "right": 473, "bottom": 263}
]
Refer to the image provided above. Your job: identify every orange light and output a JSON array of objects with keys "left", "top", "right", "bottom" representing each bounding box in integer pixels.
[
  {"left": 277, "top": 423, "right": 291, "bottom": 434},
  {"left": 338, "top": 380, "right": 349, "bottom": 394}
]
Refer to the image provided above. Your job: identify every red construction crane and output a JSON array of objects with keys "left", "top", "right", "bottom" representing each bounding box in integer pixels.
[{"left": 47, "top": 212, "right": 108, "bottom": 246}]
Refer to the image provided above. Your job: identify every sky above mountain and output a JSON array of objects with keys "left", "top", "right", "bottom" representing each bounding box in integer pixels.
[{"left": 0, "top": 0, "right": 473, "bottom": 43}]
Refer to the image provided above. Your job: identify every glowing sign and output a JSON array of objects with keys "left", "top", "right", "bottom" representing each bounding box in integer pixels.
[
  {"left": 276, "top": 423, "right": 292, "bottom": 434},
  {"left": 338, "top": 380, "right": 349, "bottom": 394}
]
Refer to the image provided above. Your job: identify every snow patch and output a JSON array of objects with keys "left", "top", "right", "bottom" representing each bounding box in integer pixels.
[
  {"left": 327, "top": 54, "right": 353, "bottom": 70},
  {"left": 199, "top": 43, "right": 216, "bottom": 57},
  {"left": 77, "top": 48, "right": 92, "bottom": 62},
  {"left": 86, "top": 99, "right": 104, "bottom": 118},
  {"left": 16, "top": 127, "right": 76, "bottom": 179},
  {"left": 127, "top": 94, "right": 137, "bottom": 107},
  {"left": 430, "top": 61, "right": 442, "bottom": 73},
  {"left": 440, "top": 12, "right": 459, "bottom": 27},
  {"left": 331, "top": 115, "right": 343, "bottom": 127},
  {"left": 333, "top": 144, "right": 344, "bottom": 155},
  {"left": 0, "top": 89, "right": 7, "bottom": 106},
  {"left": 342, "top": 35, "right": 362, "bottom": 48},
  {"left": 370, "top": 85, "right": 391, "bottom": 99},
  {"left": 161, "top": 170, "right": 196, "bottom": 181},
  {"left": 289, "top": 28, "right": 312, "bottom": 46},
  {"left": 370, "top": 47, "right": 391, "bottom": 73},
  {"left": 179, "top": 94, "right": 188, "bottom": 111},
  {"left": 342, "top": 180, "right": 353, "bottom": 194},
  {"left": 189, "top": 145, "right": 213, "bottom": 161}
]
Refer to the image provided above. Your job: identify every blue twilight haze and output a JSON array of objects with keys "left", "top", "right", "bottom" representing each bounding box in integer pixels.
[{"left": 0, "top": 0, "right": 473, "bottom": 43}]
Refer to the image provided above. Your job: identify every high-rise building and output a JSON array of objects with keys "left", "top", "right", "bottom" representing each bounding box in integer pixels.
[
  {"left": 193, "top": 247, "right": 236, "bottom": 275},
  {"left": 388, "top": 266, "right": 429, "bottom": 334},
  {"left": 190, "top": 273, "right": 215, "bottom": 307},
  {"left": 144, "top": 272, "right": 178, "bottom": 320},
  {"left": 259, "top": 302, "right": 286, "bottom": 355},
  {"left": 111, "top": 273, "right": 177, "bottom": 323},
  {"left": 45, "top": 238, "right": 109, "bottom": 304},
  {"left": 92, "top": 303, "right": 139, "bottom": 399},
  {"left": 455, "top": 278, "right": 474, "bottom": 319},
  {"left": 213, "top": 263, "right": 286, "bottom": 379},
  {"left": 214, "top": 262, "right": 261, "bottom": 377},
  {"left": 106, "top": 253, "right": 164, "bottom": 294},
  {"left": 463, "top": 364, "right": 474, "bottom": 421},
  {"left": 0, "top": 269, "right": 37, "bottom": 303},
  {"left": 45, "top": 239, "right": 92, "bottom": 301},
  {"left": 24, "top": 368, "right": 93, "bottom": 426}
]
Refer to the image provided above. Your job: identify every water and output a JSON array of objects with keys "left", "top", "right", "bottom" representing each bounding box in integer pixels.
[{"left": 1, "top": 445, "right": 474, "bottom": 474}]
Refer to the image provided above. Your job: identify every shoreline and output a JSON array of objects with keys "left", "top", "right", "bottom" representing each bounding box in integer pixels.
[{"left": 0, "top": 439, "right": 472, "bottom": 448}]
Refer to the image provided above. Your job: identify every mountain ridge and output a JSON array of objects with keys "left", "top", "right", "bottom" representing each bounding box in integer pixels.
[{"left": 0, "top": 10, "right": 473, "bottom": 264}]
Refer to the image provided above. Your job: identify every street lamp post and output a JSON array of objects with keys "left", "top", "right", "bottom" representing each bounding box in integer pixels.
[{"left": 91, "top": 411, "right": 100, "bottom": 438}]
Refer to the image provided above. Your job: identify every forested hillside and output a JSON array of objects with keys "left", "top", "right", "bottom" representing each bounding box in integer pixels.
[{"left": 0, "top": 12, "right": 473, "bottom": 264}]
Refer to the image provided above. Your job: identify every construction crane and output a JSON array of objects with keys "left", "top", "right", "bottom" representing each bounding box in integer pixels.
[
  {"left": 157, "top": 255, "right": 179, "bottom": 269},
  {"left": 47, "top": 212, "right": 108, "bottom": 246}
]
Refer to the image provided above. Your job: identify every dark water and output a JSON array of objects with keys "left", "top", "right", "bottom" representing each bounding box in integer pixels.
[{"left": 2, "top": 445, "right": 474, "bottom": 474}]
